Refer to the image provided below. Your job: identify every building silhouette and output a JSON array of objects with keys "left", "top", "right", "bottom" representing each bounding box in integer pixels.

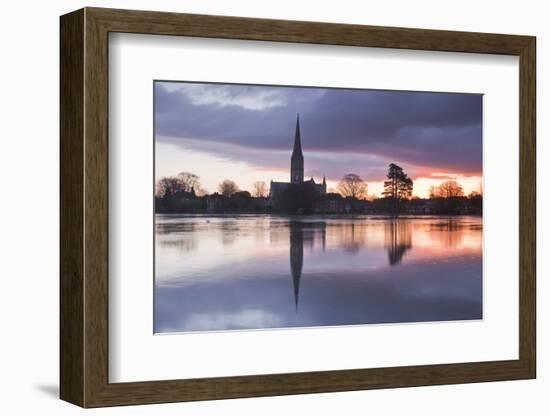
[{"left": 269, "top": 114, "right": 326, "bottom": 207}]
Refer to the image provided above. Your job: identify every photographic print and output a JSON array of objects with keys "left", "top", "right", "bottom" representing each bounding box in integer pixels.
[{"left": 154, "top": 81, "right": 483, "bottom": 334}]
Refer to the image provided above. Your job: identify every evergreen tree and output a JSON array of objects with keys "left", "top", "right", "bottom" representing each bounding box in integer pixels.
[{"left": 382, "top": 163, "right": 413, "bottom": 214}]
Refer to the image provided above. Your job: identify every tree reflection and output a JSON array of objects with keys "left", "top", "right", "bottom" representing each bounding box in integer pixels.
[
  {"left": 385, "top": 220, "right": 412, "bottom": 266},
  {"left": 220, "top": 221, "right": 238, "bottom": 246},
  {"left": 156, "top": 221, "right": 198, "bottom": 252},
  {"left": 427, "top": 218, "right": 467, "bottom": 249},
  {"left": 342, "top": 223, "right": 361, "bottom": 254},
  {"left": 327, "top": 223, "right": 368, "bottom": 254}
]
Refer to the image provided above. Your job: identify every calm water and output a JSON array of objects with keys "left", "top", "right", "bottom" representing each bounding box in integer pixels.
[{"left": 154, "top": 215, "right": 482, "bottom": 333}]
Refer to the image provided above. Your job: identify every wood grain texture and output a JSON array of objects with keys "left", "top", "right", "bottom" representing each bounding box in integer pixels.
[
  {"left": 518, "top": 38, "right": 536, "bottom": 375},
  {"left": 59, "top": 7, "right": 537, "bottom": 408},
  {"left": 89, "top": 7, "right": 532, "bottom": 54},
  {"left": 59, "top": 8, "right": 84, "bottom": 407},
  {"left": 83, "top": 10, "right": 110, "bottom": 407}
]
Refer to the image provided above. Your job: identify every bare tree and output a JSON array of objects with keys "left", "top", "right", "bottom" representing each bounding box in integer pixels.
[
  {"left": 156, "top": 172, "right": 205, "bottom": 197},
  {"left": 337, "top": 173, "right": 368, "bottom": 199},
  {"left": 437, "top": 180, "right": 464, "bottom": 198},
  {"left": 252, "top": 181, "right": 268, "bottom": 198},
  {"left": 176, "top": 172, "right": 200, "bottom": 192},
  {"left": 155, "top": 176, "right": 183, "bottom": 197},
  {"left": 193, "top": 185, "right": 208, "bottom": 196},
  {"left": 218, "top": 179, "right": 239, "bottom": 197},
  {"left": 428, "top": 185, "right": 438, "bottom": 199}
]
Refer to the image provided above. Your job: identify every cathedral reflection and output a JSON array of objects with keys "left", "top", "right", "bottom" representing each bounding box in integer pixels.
[
  {"left": 289, "top": 223, "right": 304, "bottom": 311},
  {"left": 287, "top": 219, "right": 415, "bottom": 311},
  {"left": 288, "top": 221, "right": 326, "bottom": 311}
]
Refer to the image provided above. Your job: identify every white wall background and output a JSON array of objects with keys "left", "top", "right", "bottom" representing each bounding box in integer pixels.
[{"left": 0, "top": 1, "right": 545, "bottom": 414}]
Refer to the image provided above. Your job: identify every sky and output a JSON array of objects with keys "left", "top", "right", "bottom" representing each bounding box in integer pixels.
[{"left": 155, "top": 81, "right": 483, "bottom": 198}]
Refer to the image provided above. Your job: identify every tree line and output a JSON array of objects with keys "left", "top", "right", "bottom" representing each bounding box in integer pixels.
[
  {"left": 155, "top": 163, "right": 482, "bottom": 215},
  {"left": 156, "top": 173, "right": 269, "bottom": 199}
]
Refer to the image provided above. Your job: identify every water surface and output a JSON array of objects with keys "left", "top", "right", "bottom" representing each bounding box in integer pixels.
[{"left": 155, "top": 215, "right": 482, "bottom": 333}]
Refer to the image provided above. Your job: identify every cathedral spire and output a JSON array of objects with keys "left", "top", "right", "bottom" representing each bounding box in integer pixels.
[
  {"left": 290, "top": 113, "right": 304, "bottom": 183},
  {"left": 293, "top": 113, "right": 303, "bottom": 157}
]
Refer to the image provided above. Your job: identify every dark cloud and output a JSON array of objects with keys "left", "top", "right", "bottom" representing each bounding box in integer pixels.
[{"left": 155, "top": 82, "right": 482, "bottom": 178}]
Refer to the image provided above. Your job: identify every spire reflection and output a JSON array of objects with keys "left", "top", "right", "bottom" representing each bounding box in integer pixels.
[
  {"left": 288, "top": 221, "right": 326, "bottom": 311},
  {"left": 289, "top": 222, "right": 304, "bottom": 311}
]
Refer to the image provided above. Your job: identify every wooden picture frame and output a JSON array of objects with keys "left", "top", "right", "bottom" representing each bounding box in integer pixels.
[{"left": 60, "top": 7, "right": 536, "bottom": 408}]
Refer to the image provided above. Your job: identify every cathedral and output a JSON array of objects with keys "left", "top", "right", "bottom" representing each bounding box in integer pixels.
[{"left": 269, "top": 114, "right": 327, "bottom": 207}]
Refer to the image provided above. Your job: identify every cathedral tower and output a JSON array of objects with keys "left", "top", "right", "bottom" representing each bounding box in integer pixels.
[{"left": 290, "top": 114, "right": 304, "bottom": 184}]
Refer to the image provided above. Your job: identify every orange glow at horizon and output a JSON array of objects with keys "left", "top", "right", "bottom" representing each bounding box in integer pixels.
[
  {"left": 157, "top": 142, "right": 482, "bottom": 199},
  {"left": 366, "top": 173, "right": 482, "bottom": 199}
]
